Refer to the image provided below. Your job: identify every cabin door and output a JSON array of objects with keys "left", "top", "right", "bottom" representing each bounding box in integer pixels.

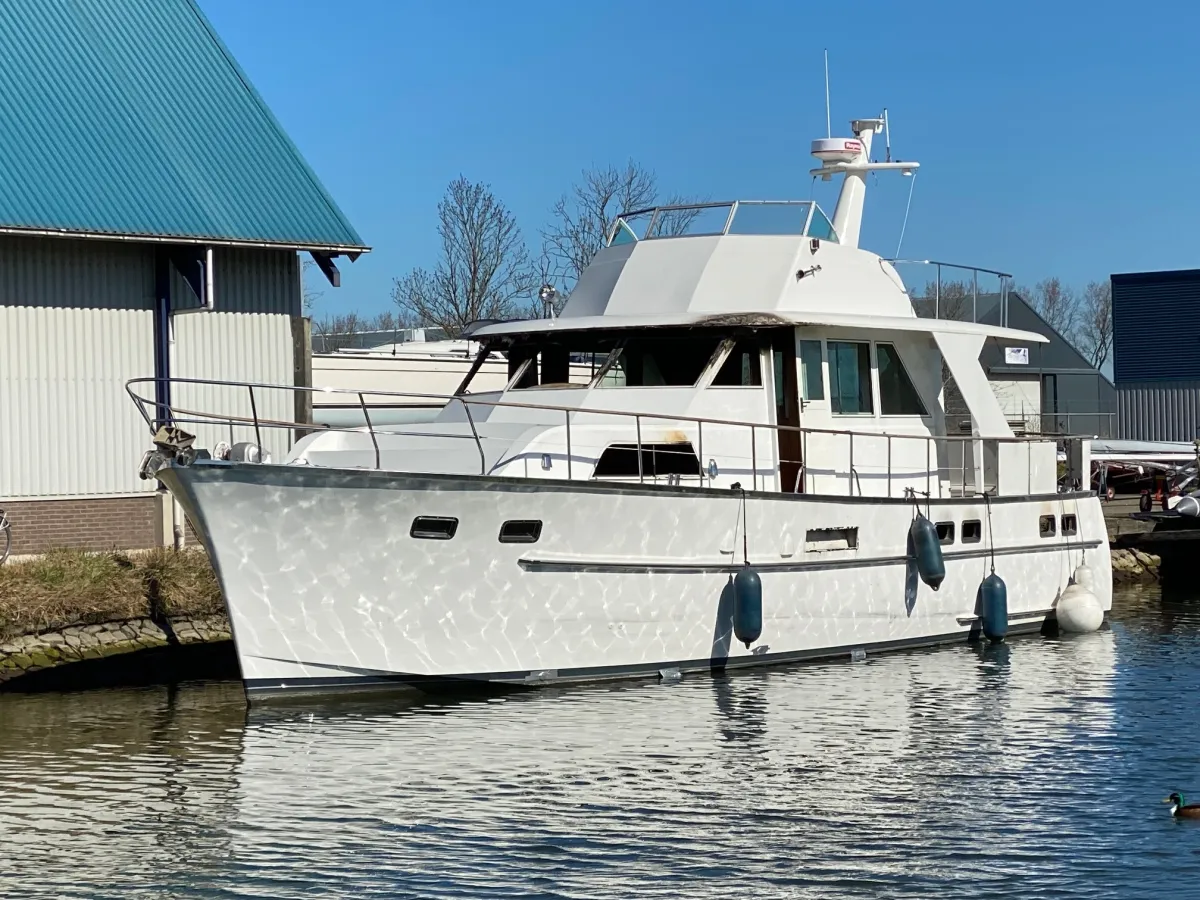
[{"left": 769, "top": 329, "right": 803, "bottom": 492}]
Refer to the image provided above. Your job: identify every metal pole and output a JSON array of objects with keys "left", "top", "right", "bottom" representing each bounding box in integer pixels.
[
  {"left": 848, "top": 432, "right": 854, "bottom": 496},
  {"left": 359, "top": 392, "right": 380, "bottom": 470},
  {"left": 927, "top": 437, "right": 932, "bottom": 497},
  {"left": 935, "top": 264, "right": 941, "bottom": 319},
  {"left": 887, "top": 434, "right": 891, "bottom": 498},
  {"left": 248, "top": 385, "right": 263, "bottom": 455},
  {"left": 750, "top": 424, "right": 757, "bottom": 492},
  {"left": 698, "top": 421, "right": 704, "bottom": 487},
  {"left": 972, "top": 269, "right": 978, "bottom": 323},
  {"left": 565, "top": 409, "right": 572, "bottom": 480},
  {"left": 636, "top": 415, "right": 644, "bottom": 484}
]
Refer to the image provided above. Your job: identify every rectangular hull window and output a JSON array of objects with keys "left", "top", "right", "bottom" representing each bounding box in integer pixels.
[
  {"left": 500, "top": 520, "right": 543, "bottom": 543},
  {"left": 962, "top": 520, "right": 982, "bottom": 543},
  {"left": 411, "top": 516, "right": 459, "bottom": 540},
  {"left": 805, "top": 527, "right": 858, "bottom": 552},
  {"left": 799, "top": 339, "right": 824, "bottom": 401}
]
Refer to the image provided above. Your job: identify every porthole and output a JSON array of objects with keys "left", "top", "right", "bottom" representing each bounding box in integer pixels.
[
  {"left": 1061, "top": 514, "right": 1078, "bottom": 536},
  {"left": 962, "top": 520, "right": 982, "bottom": 543},
  {"left": 1039, "top": 515, "right": 1056, "bottom": 538},
  {"left": 935, "top": 521, "right": 955, "bottom": 545}
]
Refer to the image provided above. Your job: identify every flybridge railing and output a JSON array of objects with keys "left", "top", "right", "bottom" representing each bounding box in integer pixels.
[
  {"left": 887, "top": 259, "right": 1014, "bottom": 328},
  {"left": 126, "top": 377, "right": 1087, "bottom": 499}
]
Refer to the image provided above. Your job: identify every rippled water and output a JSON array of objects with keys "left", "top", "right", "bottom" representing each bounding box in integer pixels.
[{"left": 3, "top": 584, "right": 1200, "bottom": 898}]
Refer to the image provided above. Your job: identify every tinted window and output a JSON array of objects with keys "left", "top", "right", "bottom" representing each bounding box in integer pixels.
[
  {"left": 799, "top": 339, "right": 824, "bottom": 401},
  {"left": 877, "top": 343, "right": 928, "bottom": 415},
  {"left": 712, "top": 340, "right": 763, "bottom": 386},
  {"left": 829, "top": 341, "right": 872, "bottom": 414},
  {"left": 598, "top": 336, "right": 720, "bottom": 387}
]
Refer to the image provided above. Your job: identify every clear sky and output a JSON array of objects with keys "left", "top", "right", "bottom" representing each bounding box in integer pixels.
[{"left": 200, "top": 0, "right": 1200, "bottom": 319}]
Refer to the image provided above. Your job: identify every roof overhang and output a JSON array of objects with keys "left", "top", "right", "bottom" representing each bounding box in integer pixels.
[
  {"left": 0, "top": 224, "right": 370, "bottom": 258},
  {"left": 469, "top": 310, "right": 1049, "bottom": 344}
]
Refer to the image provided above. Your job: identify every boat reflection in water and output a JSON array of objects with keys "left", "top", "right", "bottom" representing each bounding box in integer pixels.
[{"left": 0, "top": 626, "right": 1148, "bottom": 898}]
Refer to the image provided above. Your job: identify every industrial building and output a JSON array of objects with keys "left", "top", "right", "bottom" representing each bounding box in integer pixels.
[
  {"left": 1112, "top": 268, "right": 1200, "bottom": 442},
  {"left": 942, "top": 291, "right": 1116, "bottom": 438},
  {"left": 0, "top": 0, "right": 367, "bottom": 554}
]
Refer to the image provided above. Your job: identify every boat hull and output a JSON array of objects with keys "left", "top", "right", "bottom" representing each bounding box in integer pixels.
[{"left": 161, "top": 462, "right": 1112, "bottom": 700}]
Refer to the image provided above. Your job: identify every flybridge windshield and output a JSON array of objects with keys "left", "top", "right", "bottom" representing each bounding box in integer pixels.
[{"left": 608, "top": 200, "right": 839, "bottom": 246}]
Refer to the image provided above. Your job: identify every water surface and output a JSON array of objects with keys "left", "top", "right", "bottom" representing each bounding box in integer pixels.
[{"left": 3, "top": 584, "right": 1199, "bottom": 898}]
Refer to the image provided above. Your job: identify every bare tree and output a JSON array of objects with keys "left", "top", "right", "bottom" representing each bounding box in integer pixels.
[
  {"left": 301, "top": 258, "right": 324, "bottom": 314},
  {"left": 1023, "top": 277, "right": 1078, "bottom": 336},
  {"left": 542, "top": 160, "right": 657, "bottom": 293},
  {"left": 913, "top": 279, "right": 972, "bottom": 322},
  {"left": 312, "top": 310, "right": 412, "bottom": 353},
  {"left": 1076, "top": 279, "right": 1113, "bottom": 369},
  {"left": 393, "top": 176, "right": 534, "bottom": 337}
]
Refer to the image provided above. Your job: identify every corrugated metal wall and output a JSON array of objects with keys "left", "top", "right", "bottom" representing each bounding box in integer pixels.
[
  {"left": 171, "top": 312, "right": 295, "bottom": 463},
  {"left": 170, "top": 247, "right": 300, "bottom": 316},
  {"left": 1117, "top": 381, "right": 1200, "bottom": 441},
  {"left": 0, "top": 234, "right": 154, "bottom": 309},
  {"left": 1112, "top": 270, "right": 1200, "bottom": 383},
  {"left": 0, "top": 305, "right": 155, "bottom": 497},
  {"left": 1, "top": 235, "right": 300, "bottom": 499}
]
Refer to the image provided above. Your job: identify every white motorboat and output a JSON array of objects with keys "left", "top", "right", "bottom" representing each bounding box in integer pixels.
[{"left": 131, "top": 113, "right": 1111, "bottom": 700}]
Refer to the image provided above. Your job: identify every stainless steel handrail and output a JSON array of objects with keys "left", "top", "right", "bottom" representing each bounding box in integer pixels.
[{"left": 126, "top": 376, "right": 1087, "bottom": 496}]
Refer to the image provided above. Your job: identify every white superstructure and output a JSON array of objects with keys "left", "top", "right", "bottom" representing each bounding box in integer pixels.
[{"left": 132, "top": 113, "right": 1111, "bottom": 700}]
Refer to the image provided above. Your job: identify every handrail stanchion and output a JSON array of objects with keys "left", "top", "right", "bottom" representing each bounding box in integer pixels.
[
  {"left": 750, "top": 424, "right": 757, "bottom": 492},
  {"left": 698, "top": 421, "right": 704, "bottom": 488},
  {"left": 887, "top": 434, "right": 892, "bottom": 498},
  {"left": 565, "top": 409, "right": 572, "bottom": 480},
  {"left": 359, "top": 393, "right": 380, "bottom": 470},
  {"left": 460, "top": 399, "right": 486, "bottom": 475},
  {"left": 248, "top": 385, "right": 263, "bottom": 455},
  {"left": 636, "top": 415, "right": 644, "bottom": 484},
  {"left": 848, "top": 432, "right": 854, "bottom": 496}
]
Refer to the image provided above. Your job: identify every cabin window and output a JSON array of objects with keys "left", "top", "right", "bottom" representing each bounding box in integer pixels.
[
  {"left": 935, "top": 521, "right": 955, "bottom": 545},
  {"left": 1061, "top": 514, "right": 1078, "bottom": 536},
  {"left": 597, "top": 336, "right": 720, "bottom": 388},
  {"left": 499, "top": 520, "right": 543, "bottom": 543},
  {"left": 828, "top": 341, "right": 873, "bottom": 414},
  {"left": 507, "top": 339, "right": 620, "bottom": 390},
  {"left": 876, "top": 343, "right": 928, "bottom": 416},
  {"left": 410, "top": 516, "right": 459, "bottom": 540},
  {"left": 712, "top": 339, "right": 763, "bottom": 386},
  {"left": 799, "top": 339, "right": 824, "bottom": 401},
  {"left": 593, "top": 442, "right": 701, "bottom": 478},
  {"left": 962, "top": 520, "right": 982, "bottom": 543},
  {"left": 1039, "top": 515, "right": 1056, "bottom": 538}
]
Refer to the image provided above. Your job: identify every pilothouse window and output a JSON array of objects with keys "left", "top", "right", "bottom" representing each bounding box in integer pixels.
[
  {"left": 829, "top": 341, "right": 873, "bottom": 414},
  {"left": 877, "top": 343, "right": 928, "bottom": 416},
  {"left": 598, "top": 336, "right": 720, "bottom": 387},
  {"left": 712, "top": 339, "right": 763, "bottom": 386}
]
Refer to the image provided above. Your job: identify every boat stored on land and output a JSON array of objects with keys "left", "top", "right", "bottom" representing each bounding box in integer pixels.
[{"left": 131, "top": 113, "right": 1111, "bottom": 699}]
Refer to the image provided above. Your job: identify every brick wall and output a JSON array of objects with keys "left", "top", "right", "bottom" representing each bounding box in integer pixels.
[{"left": 2, "top": 496, "right": 159, "bottom": 555}]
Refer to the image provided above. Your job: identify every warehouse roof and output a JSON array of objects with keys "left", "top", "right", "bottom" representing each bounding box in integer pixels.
[{"left": 0, "top": 0, "right": 367, "bottom": 254}]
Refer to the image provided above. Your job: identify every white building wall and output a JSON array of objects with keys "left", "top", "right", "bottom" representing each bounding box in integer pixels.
[
  {"left": 989, "top": 376, "right": 1041, "bottom": 431},
  {"left": 0, "top": 305, "right": 155, "bottom": 498},
  {"left": 171, "top": 312, "right": 295, "bottom": 463}
]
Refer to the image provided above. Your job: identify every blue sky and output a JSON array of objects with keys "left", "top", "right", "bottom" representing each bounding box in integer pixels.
[{"left": 200, "top": 0, "right": 1200, "bottom": 318}]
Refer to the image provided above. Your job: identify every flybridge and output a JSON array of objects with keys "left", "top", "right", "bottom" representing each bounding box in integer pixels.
[{"left": 809, "top": 116, "right": 920, "bottom": 250}]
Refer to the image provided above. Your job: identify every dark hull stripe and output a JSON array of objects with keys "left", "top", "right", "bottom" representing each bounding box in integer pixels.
[
  {"left": 518, "top": 539, "right": 1105, "bottom": 575},
  {"left": 242, "top": 615, "right": 1075, "bottom": 701}
]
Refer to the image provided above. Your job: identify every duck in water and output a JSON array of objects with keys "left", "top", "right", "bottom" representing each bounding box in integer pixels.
[{"left": 1165, "top": 793, "right": 1200, "bottom": 818}]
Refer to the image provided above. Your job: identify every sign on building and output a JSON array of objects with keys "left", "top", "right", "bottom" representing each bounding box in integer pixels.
[{"left": 1004, "top": 347, "right": 1030, "bottom": 365}]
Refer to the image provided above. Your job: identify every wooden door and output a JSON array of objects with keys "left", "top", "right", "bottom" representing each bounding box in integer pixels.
[{"left": 770, "top": 329, "right": 803, "bottom": 492}]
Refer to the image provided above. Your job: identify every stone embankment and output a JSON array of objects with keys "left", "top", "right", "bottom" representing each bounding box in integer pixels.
[
  {"left": 0, "top": 547, "right": 229, "bottom": 689},
  {"left": 0, "top": 613, "right": 231, "bottom": 684},
  {"left": 1109, "top": 547, "right": 1162, "bottom": 583}
]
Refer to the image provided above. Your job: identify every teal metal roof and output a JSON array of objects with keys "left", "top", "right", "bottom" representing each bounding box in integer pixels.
[{"left": 0, "top": 0, "right": 367, "bottom": 252}]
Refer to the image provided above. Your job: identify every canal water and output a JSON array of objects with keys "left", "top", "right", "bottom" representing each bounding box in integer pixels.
[{"left": 2, "top": 584, "right": 1199, "bottom": 899}]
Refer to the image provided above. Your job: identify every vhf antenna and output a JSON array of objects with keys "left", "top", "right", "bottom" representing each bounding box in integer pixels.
[
  {"left": 883, "top": 107, "right": 892, "bottom": 162},
  {"left": 824, "top": 49, "right": 831, "bottom": 138}
]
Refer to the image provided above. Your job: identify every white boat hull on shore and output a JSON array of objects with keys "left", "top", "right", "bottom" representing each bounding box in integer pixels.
[{"left": 163, "top": 461, "right": 1112, "bottom": 698}]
